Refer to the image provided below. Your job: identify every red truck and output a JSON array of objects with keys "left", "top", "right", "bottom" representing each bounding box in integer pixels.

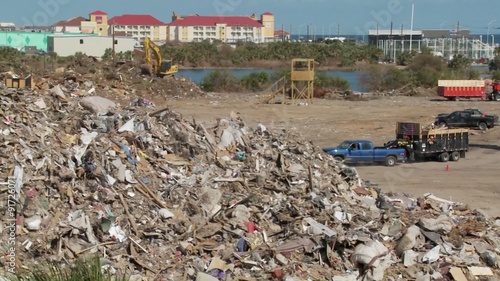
[{"left": 437, "top": 80, "right": 500, "bottom": 101}]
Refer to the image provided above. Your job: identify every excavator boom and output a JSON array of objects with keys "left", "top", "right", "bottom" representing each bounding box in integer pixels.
[{"left": 143, "top": 37, "right": 178, "bottom": 77}]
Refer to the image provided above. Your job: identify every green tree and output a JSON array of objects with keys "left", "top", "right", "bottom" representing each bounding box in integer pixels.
[
  {"left": 382, "top": 68, "right": 412, "bottom": 89},
  {"left": 359, "top": 65, "right": 384, "bottom": 91},
  {"left": 447, "top": 54, "right": 470, "bottom": 70},
  {"left": 102, "top": 48, "right": 113, "bottom": 60},
  {"left": 489, "top": 55, "right": 500, "bottom": 71},
  {"left": 408, "top": 54, "right": 445, "bottom": 87},
  {"left": 396, "top": 51, "right": 416, "bottom": 66}
]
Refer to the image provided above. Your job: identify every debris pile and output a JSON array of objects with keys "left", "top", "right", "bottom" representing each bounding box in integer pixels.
[
  {"left": 2, "top": 56, "right": 205, "bottom": 104},
  {"left": 0, "top": 83, "right": 499, "bottom": 281}
]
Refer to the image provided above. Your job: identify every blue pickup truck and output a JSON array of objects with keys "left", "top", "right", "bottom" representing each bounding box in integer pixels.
[{"left": 322, "top": 140, "right": 407, "bottom": 166}]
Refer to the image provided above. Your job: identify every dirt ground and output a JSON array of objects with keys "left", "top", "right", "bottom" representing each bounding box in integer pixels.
[{"left": 164, "top": 94, "right": 500, "bottom": 218}]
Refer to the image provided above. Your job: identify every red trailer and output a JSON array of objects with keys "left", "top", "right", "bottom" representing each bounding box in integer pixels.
[
  {"left": 437, "top": 80, "right": 500, "bottom": 101},
  {"left": 437, "top": 80, "right": 486, "bottom": 101}
]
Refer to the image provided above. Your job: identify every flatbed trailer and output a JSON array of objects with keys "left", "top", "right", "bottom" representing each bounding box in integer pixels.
[{"left": 390, "top": 122, "right": 469, "bottom": 162}]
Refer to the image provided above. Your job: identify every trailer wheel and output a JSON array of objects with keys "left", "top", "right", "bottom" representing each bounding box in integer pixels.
[
  {"left": 334, "top": 156, "right": 344, "bottom": 162},
  {"left": 494, "top": 93, "right": 500, "bottom": 101},
  {"left": 438, "top": 122, "right": 447, "bottom": 128},
  {"left": 450, "top": 151, "right": 460, "bottom": 161},
  {"left": 385, "top": 156, "right": 396, "bottom": 166},
  {"left": 439, "top": 152, "right": 450, "bottom": 162},
  {"left": 478, "top": 122, "right": 487, "bottom": 131}
]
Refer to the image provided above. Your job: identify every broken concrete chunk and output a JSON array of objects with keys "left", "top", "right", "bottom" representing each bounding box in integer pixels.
[
  {"left": 468, "top": 266, "right": 494, "bottom": 276},
  {"left": 24, "top": 215, "right": 42, "bottom": 231},
  {"left": 80, "top": 96, "right": 116, "bottom": 114},
  {"left": 418, "top": 214, "right": 454, "bottom": 234},
  {"left": 195, "top": 272, "right": 219, "bottom": 281},
  {"left": 422, "top": 245, "right": 441, "bottom": 263},
  {"left": 395, "top": 225, "right": 425, "bottom": 256},
  {"left": 158, "top": 208, "right": 175, "bottom": 219}
]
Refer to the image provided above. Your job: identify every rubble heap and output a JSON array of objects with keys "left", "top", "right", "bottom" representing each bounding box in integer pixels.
[
  {"left": 0, "top": 84, "right": 499, "bottom": 281},
  {"left": 1, "top": 56, "right": 205, "bottom": 104}
]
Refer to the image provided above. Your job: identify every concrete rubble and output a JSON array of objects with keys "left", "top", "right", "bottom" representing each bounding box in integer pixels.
[{"left": 0, "top": 71, "right": 499, "bottom": 281}]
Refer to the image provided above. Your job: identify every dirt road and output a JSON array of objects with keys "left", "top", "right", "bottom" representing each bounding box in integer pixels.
[{"left": 166, "top": 94, "right": 500, "bottom": 217}]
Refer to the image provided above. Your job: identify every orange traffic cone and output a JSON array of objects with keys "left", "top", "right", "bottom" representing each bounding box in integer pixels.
[{"left": 446, "top": 164, "right": 449, "bottom": 171}]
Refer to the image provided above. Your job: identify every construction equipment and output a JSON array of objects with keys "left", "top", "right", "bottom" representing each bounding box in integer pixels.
[
  {"left": 437, "top": 79, "right": 500, "bottom": 101},
  {"left": 143, "top": 37, "right": 178, "bottom": 77}
]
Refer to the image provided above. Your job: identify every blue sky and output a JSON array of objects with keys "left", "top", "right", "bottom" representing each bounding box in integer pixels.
[{"left": 2, "top": 0, "right": 500, "bottom": 35}]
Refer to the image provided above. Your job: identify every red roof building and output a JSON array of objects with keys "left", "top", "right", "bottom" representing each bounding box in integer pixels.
[
  {"left": 274, "top": 29, "right": 291, "bottom": 42},
  {"left": 108, "top": 14, "right": 168, "bottom": 42},
  {"left": 168, "top": 15, "right": 263, "bottom": 27},
  {"left": 274, "top": 30, "right": 290, "bottom": 36},
  {"left": 52, "top": 16, "right": 87, "bottom": 33},
  {"left": 108, "top": 15, "right": 165, "bottom": 26},
  {"left": 166, "top": 12, "right": 276, "bottom": 43},
  {"left": 90, "top": 10, "right": 107, "bottom": 15},
  {"left": 52, "top": 16, "right": 87, "bottom": 27}
]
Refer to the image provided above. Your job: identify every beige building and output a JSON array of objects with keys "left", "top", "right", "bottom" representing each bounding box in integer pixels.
[
  {"left": 47, "top": 35, "right": 135, "bottom": 57},
  {"left": 167, "top": 12, "right": 275, "bottom": 43},
  {"left": 109, "top": 14, "right": 167, "bottom": 44},
  {"left": 52, "top": 17, "right": 86, "bottom": 33},
  {"left": 261, "top": 12, "right": 274, "bottom": 40},
  {"left": 80, "top": 10, "right": 109, "bottom": 36}
]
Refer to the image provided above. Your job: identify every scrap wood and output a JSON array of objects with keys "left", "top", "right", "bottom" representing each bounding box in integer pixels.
[
  {"left": 75, "top": 241, "right": 118, "bottom": 255},
  {"left": 134, "top": 173, "right": 167, "bottom": 208},
  {"left": 119, "top": 193, "right": 140, "bottom": 237}
]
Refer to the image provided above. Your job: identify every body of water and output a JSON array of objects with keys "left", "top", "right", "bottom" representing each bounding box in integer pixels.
[
  {"left": 177, "top": 68, "right": 365, "bottom": 92},
  {"left": 178, "top": 63, "right": 492, "bottom": 93}
]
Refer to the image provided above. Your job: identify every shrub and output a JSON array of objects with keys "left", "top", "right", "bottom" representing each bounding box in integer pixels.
[
  {"left": 11, "top": 255, "right": 130, "bottom": 281},
  {"left": 491, "top": 70, "right": 500, "bottom": 80},
  {"left": 314, "top": 72, "right": 351, "bottom": 90},
  {"left": 382, "top": 68, "right": 412, "bottom": 89},
  {"left": 200, "top": 70, "right": 240, "bottom": 92},
  {"left": 240, "top": 72, "right": 270, "bottom": 91}
]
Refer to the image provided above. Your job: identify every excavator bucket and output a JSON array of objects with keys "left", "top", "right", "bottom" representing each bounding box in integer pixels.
[{"left": 140, "top": 64, "right": 153, "bottom": 75}]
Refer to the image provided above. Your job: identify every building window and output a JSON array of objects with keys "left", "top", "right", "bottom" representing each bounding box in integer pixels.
[
  {"left": 114, "top": 40, "right": 118, "bottom": 44},
  {"left": 99, "top": 27, "right": 103, "bottom": 31},
  {"left": 80, "top": 39, "right": 84, "bottom": 44}
]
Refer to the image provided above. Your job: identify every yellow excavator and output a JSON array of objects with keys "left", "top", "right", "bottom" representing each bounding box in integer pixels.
[{"left": 143, "top": 36, "right": 178, "bottom": 77}]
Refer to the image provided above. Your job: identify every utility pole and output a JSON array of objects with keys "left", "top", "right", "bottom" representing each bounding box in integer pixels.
[
  {"left": 401, "top": 23, "right": 404, "bottom": 53},
  {"left": 389, "top": 21, "right": 393, "bottom": 62},
  {"left": 112, "top": 24, "right": 116, "bottom": 62},
  {"left": 289, "top": 25, "right": 292, "bottom": 41},
  {"left": 376, "top": 23, "right": 379, "bottom": 48},
  {"left": 409, "top": 3, "right": 414, "bottom": 52},
  {"left": 455, "top": 21, "right": 460, "bottom": 54},
  {"left": 307, "top": 25, "right": 310, "bottom": 41}
]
